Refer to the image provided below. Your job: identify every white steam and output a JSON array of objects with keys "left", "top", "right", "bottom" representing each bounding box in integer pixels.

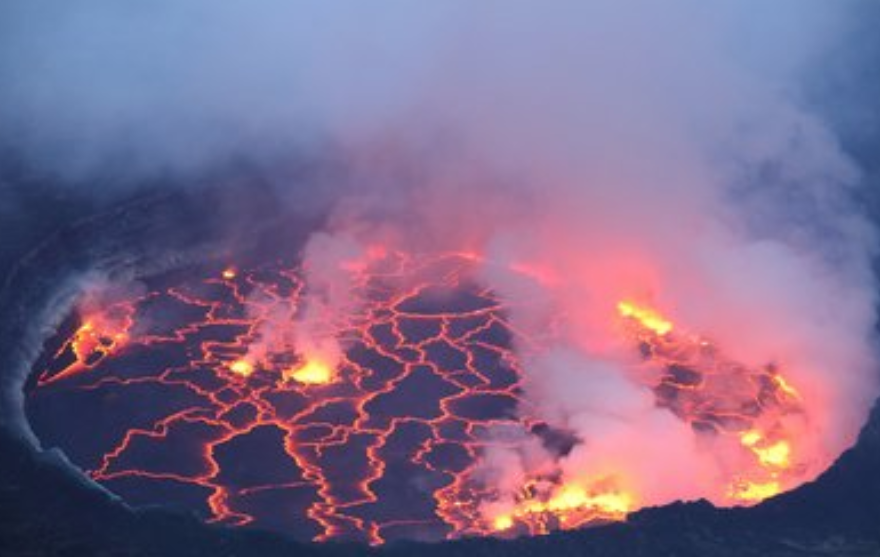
[{"left": 1, "top": 0, "right": 877, "bottom": 520}]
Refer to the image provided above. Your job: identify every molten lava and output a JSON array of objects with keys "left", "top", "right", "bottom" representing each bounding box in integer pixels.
[
  {"left": 229, "top": 359, "right": 255, "bottom": 378},
  {"left": 27, "top": 255, "right": 813, "bottom": 544},
  {"left": 38, "top": 305, "right": 133, "bottom": 386},
  {"left": 615, "top": 301, "right": 804, "bottom": 504},
  {"left": 285, "top": 359, "right": 334, "bottom": 385},
  {"left": 492, "top": 479, "right": 634, "bottom": 535},
  {"left": 616, "top": 300, "right": 674, "bottom": 336}
]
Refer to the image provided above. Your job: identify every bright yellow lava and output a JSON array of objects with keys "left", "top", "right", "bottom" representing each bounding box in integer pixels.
[
  {"left": 286, "top": 359, "right": 334, "bottom": 385},
  {"left": 772, "top": 374, "right": 801, "bottom": 400},
  {"left": 727, "top": 429, "right": 794, "bottom": 503},
  {"left": 229, "top": 359, "right": 254, "bottom": 377},
  {"left": 493, "top": 515, "right": 514, "bottom": 531},
  {"left": 740, "top": 430, "right": 791, "bottom": 469},
  {"left": 755, "top": 441, "right": 791, "bottom": 468},
  {"left": 222, "top": 268, "right": 237, "bottom": 280},
  {"left": 540, "top": 484, "right": 633, "bottom": 517},
  {"left": 740, "top": 430, "right": 763, "bottom": 447},
  {"left": 617, "top": 301, "right": 673, "bottom": 335},
  {"left": 492, "top": 481, "right": 634, "bottom": 532},
  {"left": 728, "top": 479, "right": 781, "bottom": 502}
]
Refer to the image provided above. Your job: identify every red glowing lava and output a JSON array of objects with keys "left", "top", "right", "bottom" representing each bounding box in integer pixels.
[{"left": 27, "top": 252, "right": 810, "bottom": 544}]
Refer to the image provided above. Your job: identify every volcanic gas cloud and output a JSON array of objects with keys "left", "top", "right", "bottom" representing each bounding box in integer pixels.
[{"left": 8, "top": 0, "right": 880, "bottom": 546}]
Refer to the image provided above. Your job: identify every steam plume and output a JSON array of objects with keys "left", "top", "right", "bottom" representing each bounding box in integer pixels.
[{"left": 1, "top": 0, "right": 877, "bottom": 527}]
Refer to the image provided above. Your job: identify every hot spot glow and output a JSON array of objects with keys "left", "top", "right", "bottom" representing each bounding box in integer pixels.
[
  {"left": 728, "top": 479, "right": 781, "bottom": 502},
  {"left": 39, "top": 308, "right": 133, "bottom": 386},
  {"left": 772, "top": 374, "right": 801, "bottom": 401},
  {"left": 756, "top": 441, "right": 791, "bottom": 468},
  {"left": 617, "top": 301, "right": 673, "bottom": 335},
  {"left": 493, "top": 515, "right": 514, "bottom": 531},
  {"left": 611, "top": 296, "right": 806, "bottom": 507},
  {"left": 490, "top": 479, "right": 634, "bottom": 534},
  {"left": 285, "top": 359, "right": 334, "bottom": 385},
  {"left": 229, "top": 359, "right": 254, "bottom": 377},
  {"left": 543, "top": 484, "right": 633, "bottom": 517},
  {"left": 740, "top": 430, "right": 792, "bottom": 469},
  {"left": 222, "top": 267, "right": 238, "bottom": 280}
]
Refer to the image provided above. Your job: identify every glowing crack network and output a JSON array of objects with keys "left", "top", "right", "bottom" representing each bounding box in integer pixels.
[{"left": 26, "top": 252, "right": 807, "bottom": 544}]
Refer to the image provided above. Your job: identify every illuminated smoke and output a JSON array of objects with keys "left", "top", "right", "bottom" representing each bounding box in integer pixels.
[
  {"left": 240, "top": 232, "right": 378, "bottom": 381},
  {"left": 294, "top": 1, "right": 879, "bottom": 528},
  {"left": 3, "top": 0, "right": 879, "bottom": 540}
]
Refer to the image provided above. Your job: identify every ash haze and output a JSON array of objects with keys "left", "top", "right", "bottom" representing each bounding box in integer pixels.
[{"left": 1, "top": 0, "right": 878, "bottom": 534}]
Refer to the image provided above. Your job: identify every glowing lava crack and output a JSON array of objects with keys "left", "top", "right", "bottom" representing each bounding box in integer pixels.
[{"left": 26, "top": 252, "right": 809, "bottom": 544}]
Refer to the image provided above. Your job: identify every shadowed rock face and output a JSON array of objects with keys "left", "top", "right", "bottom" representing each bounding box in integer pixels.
[{"left": 0, "top": 187, "right": 879, "bottom": 557}]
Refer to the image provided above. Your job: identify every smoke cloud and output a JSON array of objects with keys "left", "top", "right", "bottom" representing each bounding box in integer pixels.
[{"left": 2, "top": 0, "right": 878, "bottom": 527}]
